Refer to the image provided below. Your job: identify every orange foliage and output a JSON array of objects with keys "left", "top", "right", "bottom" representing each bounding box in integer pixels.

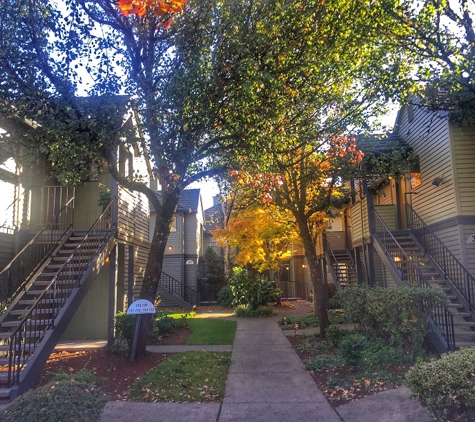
[{"left": 116, "top": 0, "right": 185, "bottom": 20}]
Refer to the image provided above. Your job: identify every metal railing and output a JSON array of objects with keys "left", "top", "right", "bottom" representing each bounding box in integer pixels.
[
  {"left": 277, "top": 280, "right": 310, "bottom": 300},
  {"left": 0, "top": 197, "right": 75, "bottom": 301},
  {"left": 407, "top": 204, "right": 475, "bottom": 312},
  {"left": 374, "top": 208, "right": 455, "bottom": 351},
  {"left": 6, "top": 200, "right": 115, "bottom": 387},
  {"left": 159, "top": 272, "right": 197, "bottom": 306}
]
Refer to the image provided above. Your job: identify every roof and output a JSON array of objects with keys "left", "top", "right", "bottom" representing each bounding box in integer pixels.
[
  {"left": 152, "top": 189, "right": 201, "bottom": 214},
  {"left": 356, "top": 132, "right": 408, "bottom": 155},
  {"left": 204, "top": 203, "right": 224, "bottom": 232}
]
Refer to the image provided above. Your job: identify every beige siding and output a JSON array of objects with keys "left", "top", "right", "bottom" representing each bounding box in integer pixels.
[
  {"left": 375, "top": 183, "right": 393, "bottom": 205},
  {"left": 374, "top": 205, "right": 397, "bottom": 230},
  {"left": 398, "top": 106, "right": 455, "bottom": 225},
  {"left": 74, "top": 182, "right": 103, "bottom": 230},
  {"left": 433, "top": 225, "right": 463, "bottom": 263},
  {"left": 452, "top": 125, "right": 475, "bottom": 215},
  {"left": 326, "top": 231, "right": 346, "bottom": 250}
]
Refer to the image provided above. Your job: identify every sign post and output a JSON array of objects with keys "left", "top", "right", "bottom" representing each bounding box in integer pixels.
[{"left": 127, "top": 299, "right": 156, "bottom": 363}]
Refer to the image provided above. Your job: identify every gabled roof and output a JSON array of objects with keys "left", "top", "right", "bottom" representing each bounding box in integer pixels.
[
  {"left": 152, "top": 189, "right": 201, "bottom": 214},
  {"left": 204, "top": 203, "right": 224, "bottom": 232}
]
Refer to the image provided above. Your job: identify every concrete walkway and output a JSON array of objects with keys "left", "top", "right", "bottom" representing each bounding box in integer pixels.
[
  {"left": 100, "top": 306, "right": 436, "bottom": 422},
  {"left": 101, "top": 315, "right": 341, "bottom": 422}
]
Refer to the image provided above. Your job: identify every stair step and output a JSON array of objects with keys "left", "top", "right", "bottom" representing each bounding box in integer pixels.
[
  {"left": 0, "top": 331, "right": 43, "bottom": 339},
  {"left": 1, "top": 320, "right": 51, "bottom": 328},
  {"left": 0, "top": 388, "right": 11, "bottom": 399}
]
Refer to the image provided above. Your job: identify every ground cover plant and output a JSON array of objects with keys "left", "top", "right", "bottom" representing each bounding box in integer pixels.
[
  {"left": 130, "top": 351, "right": 231, "bottom": 403},
  {"left": 289, "top": 331, "right": 412, "bottom": 406},
  {"left": 0, "top": 370, "right": 106, "bottom": 422},
  {"left": 185, "top": 319, "right": 236, "bottom": 344}
]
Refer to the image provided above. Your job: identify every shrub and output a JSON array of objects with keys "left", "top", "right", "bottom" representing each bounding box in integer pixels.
[
  {"left": 234, "top": 304, "right": 273, "bottom": 317},
  {"left": 405, "top": 348, "right": 475, "bottom": 419},
  {"left": 228, "top": 267, "right": 281, "bottom": 310},
  {"left": 328, "top": 309, "right": 346, "bottom": 325},
  {"left": 362, "top": 338, "right": 410, "bottom": 365},
  {"left": 338, "top": 332, "right": 368, "bottom": 366},
  {"left": 217, "top": 284, "right": 234, "bottom": 307},
  {"left": 325, "top": 324, "right": 352, "bottom": 347},
  {"left": 338, "top": 284, "right": 445, "bottom": 360},
  {"left": 114, "top": 312, "right": 186, "bottom": 346},
  {"left": 0, "top": 377, "right": 106, "bottom": 422}
]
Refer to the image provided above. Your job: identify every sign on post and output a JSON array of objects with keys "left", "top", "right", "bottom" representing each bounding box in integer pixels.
[
  {"left": 127, "top": 299, "right": 156, "bottom": 363},
  {"left": 127, "top": 299, "right": 156, "bottom": 315}
]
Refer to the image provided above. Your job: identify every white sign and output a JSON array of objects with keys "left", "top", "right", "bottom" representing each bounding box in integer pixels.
[
  {"left": 127, "top": 299, "right": 156, "bottom": 315},
  {"left": 467, "top": 234, "right": 475, "bottom": 244},
  {"left": 185, "top": 260, "right": 194, "bottom": 265}
]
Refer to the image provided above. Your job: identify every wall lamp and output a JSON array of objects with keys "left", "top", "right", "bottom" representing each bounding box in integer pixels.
[
  {"left": 432, "top": 177, "right": 443, "bottom": 187},
  {"left": 168, "top": 246, "right": 173, "bottom": 251}
]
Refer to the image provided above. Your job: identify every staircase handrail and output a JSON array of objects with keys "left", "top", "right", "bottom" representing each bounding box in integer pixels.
[
  {"left": 373, "top": 207, "right": 455, "bottom": 351},
  {"left": 6, "top": 199, "right": 115, "bottom": 387},
  {"left": 0, "top": 196, "right": 75, "bottom": 301},
  {"left": 159, "top": 272, "right": 197, "bottom": 306},
  {"left": 323, "top": 237, "right": 344, "bottom": 289},
  {"left": 406, "top": 203, "right": 475, "bottom": 311}
]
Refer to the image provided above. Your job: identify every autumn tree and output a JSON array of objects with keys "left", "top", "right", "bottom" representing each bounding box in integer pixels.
[
  {"left": 0, "top": 0, "right": 416, "bottom": 352},
  {"left": 231, "top": 138, "right": 361, "bottom": 335},
  {"left": 213, "top": 204, "right": 300, "bottom": 281}
]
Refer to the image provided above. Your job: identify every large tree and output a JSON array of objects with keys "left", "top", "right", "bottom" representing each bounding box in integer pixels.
[
  {"left": 382, "top": 0, "right": 475, "bottom": 123},
  {"left": 0, "top": 0, "right": 414, "bottom": 353}
]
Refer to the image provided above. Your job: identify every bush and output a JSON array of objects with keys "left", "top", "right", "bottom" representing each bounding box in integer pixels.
[
  {"left": 405, "top": 348, "right": 475, "bottom": 419},
  {"left": 0, "top": 377, "right": 106, "bottom": 421},
  {"left": 114, "top": 312, "right": 186, "bottom": 345},
  {"left": 228, "top": 267, "right": 281, "bottom": 310},
  {"left": 234, "top": 304, "right": 273, "bottom": 317},
  {"left": 338, "top": 285, "right": 445, "bottom": 360},
  {"left": 217, "top": 284, "right": 234, "bottom": 307},
  {"left": 325, "top": 324, "right": 352, "bottom": 347},
  {"left": 362, "top": 338, "right": 410, "bottom": 365},
  {"left": 328, "top": 308, "right": 346, "bottom": 325},
  {"left": 338, "top": 332, "right": 368, "bottom": 366}
]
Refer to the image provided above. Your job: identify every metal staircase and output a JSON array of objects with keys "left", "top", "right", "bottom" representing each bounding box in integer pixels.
[
  {"left": 156, "top": 272, "right": 197, "bottom": 311},
  {"left": 391, "top": 232, "right": 475, "bottom": 348},
  {"left": 0, "top": 201, "right": 115, "bottom": 399},
  {"left": 326, "top": 248, "right": 358, "bottom": 289},
  {"left": 372, "top": 207, "right": 475, "bottom": 352}
]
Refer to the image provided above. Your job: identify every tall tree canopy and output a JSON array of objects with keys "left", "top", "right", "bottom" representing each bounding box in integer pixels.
[{"left": 0, "top": 0, "right": 434, "bottom": 350}]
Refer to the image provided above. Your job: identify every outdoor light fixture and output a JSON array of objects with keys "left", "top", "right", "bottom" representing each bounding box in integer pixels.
[
  {"left": 168, "top": 246, "right": 173, "bottom": 251},
  {"left": 432, "top": 177, "right": 443, "bottom": 187}
]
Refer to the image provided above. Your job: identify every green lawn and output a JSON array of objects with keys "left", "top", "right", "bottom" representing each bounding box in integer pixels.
[
  {"left": 186, "top": 319, "right": 236, "bottom": 345},
  {"left": 130, "top": 351, "right": 231, "bottom": 402}
]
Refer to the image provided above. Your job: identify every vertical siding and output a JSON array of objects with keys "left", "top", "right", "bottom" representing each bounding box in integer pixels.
[
  {"left": 349, "top": 200, "right": 369, "bottom": 247},
  {"left": 398, "top": 106, "right": 455, "bottom": 225},
  {"left": 118, "top": 186, "right": 150, "bottom": 245},
  {"left": 452, "top": 124, "right": 475, "bottom": 215},
  {"left": 123, "top": 245, "right": 149, "bottom": 306},
  {"left": 74, "top": 182, "right": 103, "bottom": 230}
]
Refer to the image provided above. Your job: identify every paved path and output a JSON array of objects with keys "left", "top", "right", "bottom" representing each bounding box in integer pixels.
[
  {"left": 101, "top": 314, "right": 341, "bottom": 422},
  {"left": 100, "top": 306, "right": 436, "bottom": 422}
]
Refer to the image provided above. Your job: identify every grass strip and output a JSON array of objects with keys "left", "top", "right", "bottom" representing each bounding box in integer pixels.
[
  {"left": 186, "top": 319, "right": 236, "bottom": 345},
  {"left": 130, "top": 351, "right": 231, "bottom": 402}
]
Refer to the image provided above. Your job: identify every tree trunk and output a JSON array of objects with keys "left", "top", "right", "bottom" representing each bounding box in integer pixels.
[
  {"left": 134, "top": 191, "right": 180, "bottom": 358},
  {"left": 298, "top": 224, "right": 329, "bottom": 337}
]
